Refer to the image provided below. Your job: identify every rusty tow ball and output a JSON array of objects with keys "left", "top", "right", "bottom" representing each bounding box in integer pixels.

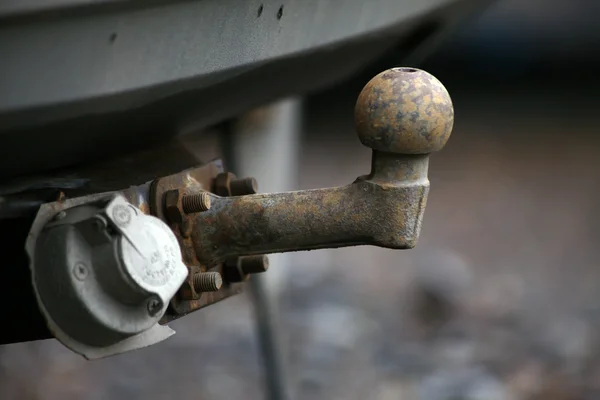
[{"left": 156, "top": 67, "right": 454, "bottom": 309}]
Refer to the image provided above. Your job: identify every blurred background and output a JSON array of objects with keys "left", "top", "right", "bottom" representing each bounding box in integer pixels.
[{"left": 2, "top": 0, "right": 600, "bottom": 399}]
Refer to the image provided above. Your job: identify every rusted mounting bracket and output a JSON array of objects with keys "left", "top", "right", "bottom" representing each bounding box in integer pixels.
[
  {"left": 148, "top": 160, "right": 244, "bottom": 319},
  {"left": 146, "top": 67, "right": 453, "bottom": 319},
  {"left": 188, "top": 67, "right": 454, "bottom": 266},
  {"left": 149, "top": 159, "right": 268, "bottom": 318}
]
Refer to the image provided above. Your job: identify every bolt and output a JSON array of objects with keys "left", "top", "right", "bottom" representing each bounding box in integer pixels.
[
  {"left": 54, "top": 211, "right": 67, "bottom": 221},
  {"left": 72, "top": 262, "right": 89, "bottom": 281},
  {"left": 147, "top": 297, "right": 163, "bottom": 316},
  {"left": 239, "top": 255, "right": 269, "bottom": 274},
  {"left": 230, "top": 177, "right": 258, "bottom": 196},
  {"left": 192, "top": 271, "right": 223, "bottom": 292},
  {"left": 181, "top": 192, "right": 211, "bottom": 214}
]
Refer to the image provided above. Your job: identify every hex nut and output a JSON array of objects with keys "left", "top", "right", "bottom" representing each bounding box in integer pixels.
[
  {"left": 178, "top": 280, "right": 196, "bottom": 300},
  {"left": 223, "top": 257, "right": 249, "bottom": 283},
  {"left": 213, "top": 172, "right": 235, "bottom": 197},
  {"left": 164, "top": 189, "right": 182, "bottom": 224}
]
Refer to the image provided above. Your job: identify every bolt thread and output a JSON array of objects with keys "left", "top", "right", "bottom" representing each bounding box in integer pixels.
[
  {"left": 240, "top": 255, "right": 269, "bottom": 274},
  {"left": 193, "top": 272, "right": 222, "bottom": 292},
  {"left": 230, "top": 177, "right": 258, "bottom": 196},
  {"left": 182, "top": 192, "right": 211, "bottom": 213}
]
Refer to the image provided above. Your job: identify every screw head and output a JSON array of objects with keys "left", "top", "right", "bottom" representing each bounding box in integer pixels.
[
  {"left": 72, "top": 262, "right": 89, "bottom": 281},
  {"left": 146, "top": 297, "right": 163, "bottom": 316}
]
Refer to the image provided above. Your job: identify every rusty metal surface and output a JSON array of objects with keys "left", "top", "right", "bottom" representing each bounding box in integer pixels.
[
  {"left": 355, "top": 67, "right": 454, "bottom": 154},
  {"left": 191, "top": 160, "right": 429, "bottom": 265},
  {"left": 149, "top": 160, "right": 244, "bottom": 320}
]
